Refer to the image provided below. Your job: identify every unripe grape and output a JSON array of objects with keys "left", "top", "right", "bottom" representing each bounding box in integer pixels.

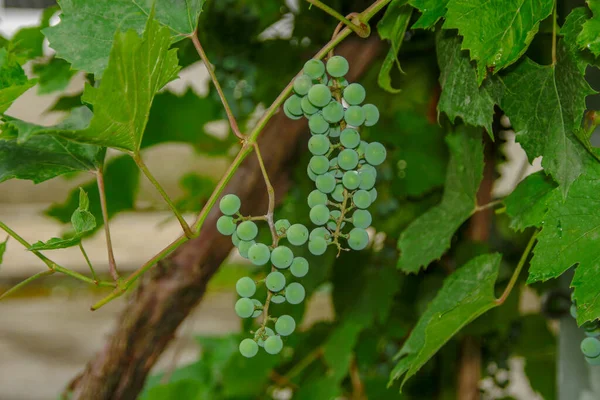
[
  {"left": 252, "top": 299, "right": 263, "bottom": 317},
  {"left": 275, "top": 219, "right": 291, "bottom": 233},
  {"left": 220, "top": 194, "right": 241, "bottom": 215},
  {"left": 308, "top": 84, "right": 332, "bottom": 108},
  {"left": 345, "top": 105, "right": 365, "bottom": 126},
  {"left": 309, "top": 236, "right": 328, "bottom": 255},
  {"left": 327, "top": 210, "right": 344, "bottom": 231},
  {"left": 284, "top": 95, "right": 303, "bottom": 116},
  {"left": 248, "top": 243, "right": 271, "bottom": 266},
  {"left": 363, "top": 103, "right": 380, "bottom": 126},
  {"left": 235, "top": 298, "right": 255, "bottom": 318},
  {"left": 581, "top": 337, "right": 600, "bottom": 358},
  {"left": 271, "top": 246, "right": 294, "bottom": 269},
  {"left": 236, "top": 276, "right": 256, "bottom": 297},
  {"left": 290, "top": 257, "right": 309, "bottom": 278},
  {"left": 348, "top": 228, "right": 369, "bottom": 250},
  {"left": 356, "top": 140, "right": 368, "bottom": 157},
  {"left": 264, "top": 335, "right": 284, "bottom": 355},
  {"left": 338, "top": 149, "right": 359, "bottom": 170},
  {"left": 238, "top": 240, "right": 255, "bottom": 258},
  {"left": 308, "top": 189, "right": 328, "bottom": 208},
  {"left": 342, "top": 171, "right": 361, "bottom": 190},
  {"left": 352, "top": 209, "right": 372, "bottom": 229},
  {"left": 586, "top": 326, "right": 600, "bottom": 337},
  {"left": 287, "top": 224, "right": 309, "bottom": 246},
  {"left": 369, "top": 187, "right": 378, "bottom": 202},
  {"left": 308, "top": 135, "right": 331, "bottom": 156},
  {"left": 232, "top": 232, "right": 240, "bottom": 247},
  {"left": 358, "top": 166, "right": 376, "bottom": 190},
  {"left": 571, "top": 304, "right": 578, "bottom": 319},
  {"left": 293, "top": 74, "right": 313, "bottom": 95},
  {"left": 308, "top": 113, "right": 329, "bottom": 134},
  {"left": 328, "top": 125, "right": 341, "bottom": 137},
  {"left": 307, "top": 165, "right": 317, "bottom": 182},
  {"left": 266, "top": 271, "right": 286, "bottom": 292},
  {"left": 257, "top": 327, "right": 275, "bottom": 347},
  {"left": 275, "top": 315, "right": 296, "bottom": 336},
  {"left": 353, "top": 189, "right": 372, "bottom": 209},
  {"left": 365, "top": 142, "right": 387, "bottom": 166},
  {"left": 304, "top": 59, "right": 325, "bottom": 79},
  {"left": 237, "top": 220, "right": 258, "bottom": 241},
  {"left": 285, "top": 282, "right": 306, "bottom": 304},
  {"left": 309, "top": 155, "right": 330, "bottom": 175},
  {"left": 586, "top": 355, "right": 600, "bottom": 365},
  {"left": 315, "top": 173, "right": 336, "bottom": 193},
  {"left": 271, "top": 295, "right": 286, "bottom": 304},
  {"left": 340, "top": 128, "right": 361, "bottom": 149},
  {"left": 301, "top": 95, "right": 319, "bottom": 115},
  {"left": 217, "top": 215, "right": 236, "bottom": 236},
  {"left": 322, "top": 101, "right": 344, "bottom": 123},
  {"left": 284, "top": 105, "right": 302, "bottom": 120},
  {"left": 239, "top": 338, "right": 259, "bottom": 358},
  {"left": 331, "top": 184, "right": 345, "bottom": 202},
  {"left": 343, "top": 83, "right": 366, "bottom": 105},
  {"left": 326, "top": 55, "right": 349, "bottom": 77},
  {"left": 310, "top": 204, "right": 330, "bottom": 225}
]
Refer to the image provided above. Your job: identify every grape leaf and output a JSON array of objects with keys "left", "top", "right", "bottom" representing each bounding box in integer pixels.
[
  {"left": 436, "top": 31, "right": 502, "bottom": 137},
  {"left": 143, "top": 380, "right": 207, "bottom": 400},
  {"left": 56, "top": 16, "right": 180, "bottom": 153},
  {"left": 577, "top": 0, "right": 600, "bottom": 56},
  {"left": 45, "top": 0, "right": 206, "bottom": 76},
  {"left": 562, "top": 7, "right": 596, "bottom": 69},
  {"left": 0, "top": 237, "right": 7, "bottom": 266},
  {"left": 408, "top": 0, "right": 449, "bottom": 29},
  {"left": 8, "top": 6, "right": 58, "bottom": 63},
  {"left": 377, "top": 1, "right": 412, "bottom": 93},
  {"left": 32, "top": 57, "right": 76, "bottom": 95},
  {"left": 390, "top": 253, "right": 502, "bottom": 388},
  {"left": 444, "top": 0, "right": 553, "bottom": 82},
  {"left": 527, "top": 157, "right": 600, "bottom": 324},
  {"left": 501, "top": 42, "right": 595, "bottom": 196},
  {"left": 397, "top": 126, "right": 484, "bottom": 273},
  {"left": 504, "top": 171, "right": 557, "bottom": 232},
  {"left": 0, "top": 48, "right": 37, "bottom": 113}
]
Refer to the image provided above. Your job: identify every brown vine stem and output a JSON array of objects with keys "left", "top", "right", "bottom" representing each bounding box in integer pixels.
[
  {"left": 96, "top": 169, "right": 119, "bottom": 280},
  {"left": 306, "top": 0, "right": 369, "bottom": 38},
  {"left": 495, "top": 230, "right": 539, "bottom": 305}
]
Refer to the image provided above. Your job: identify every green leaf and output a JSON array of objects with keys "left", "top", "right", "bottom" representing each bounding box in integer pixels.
[
  {"left": 57, "top": 16, "right": 180, "bottom": 152},
  {"left": 561, "top": 7, "right": 595, "bottom": 70},
  {"left": 323, "top": 319, "right": 363, "bottom": 380},
  {"left": 0, "top": 237, "right": 7, "bottom": 266},
  {"left": 504, "top": 171, "right": 557, "bottom": 232},
  {"left": 501, "top": 42, "right": 595, "bottom": 196},
  {"left": 436, "top": 31, "right": 502, "bottom": 136},
  {"left": 143, "top": 380, "right": 207, "bottom": 400},
  {"left": 444, "top": 0, "right": 553, "bottom": 82},
  {"left": 32, "top": 57, "right": 76, "bottom": 95},
  {"left": 8, "top": 6, "right": 58, "bottom": 63},
  {"left": 577, "top": 0, "right": 600, "bottom": 56},
  {"left": 408, "top": 0, "right": 449, "bottom": 29},
  {"left": 44, "top": 0, "right": 205, "bottom": 76},
  {"left": 377, "top": 1, "right": 412, "bottom": 93},
  {"left": 397, "top": 126, "right": 484, "bottom": 273},
  {"left": 390, "top": 253, "right": 502, "bottom": 388},
  {"left": 293, "top": 376, "right": 342, "bottom": 400},
  {"left": 0, "top": 48, "right": 36, "bottom": 113}
]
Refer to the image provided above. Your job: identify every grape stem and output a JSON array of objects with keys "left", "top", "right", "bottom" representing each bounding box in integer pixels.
[
  {"left": 474, "top": 199, "right": 503, "bottom": 213},
  {"left": 96, "top": 169, "right": 120, "bottom": 280},
  {"left": 332, "top": 189, "right": 351, "bottom": 256},
  {"left": 495, "top": 230, "right": 539, "bottom": 305},
  {"left": 78, "top": 242, "right": 98, "bottom": 284},
  {"left": 306, "top": 0, "right": 369, "bottom": 38}
]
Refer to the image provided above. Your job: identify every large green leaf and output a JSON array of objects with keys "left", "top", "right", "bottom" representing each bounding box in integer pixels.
[
  {"left": 501, "top": 42, "right": 595, "bottom": 196},
  {"left": 408, "top": 0, "right": 449, "bottom": 29},
  {"left": 0, "top": 48, "right": 36, "bottom": 113},
  {"left": 504, "top": 171, "right": 557, "bottom": 232},
  {"left": 390, "top": 253, "right": 502, "bottom": 388},
  {"left": 444, "top": 0, "right": 553, "bottom": 82},
  {"left": 397, "top": 126, "right": 484, "bottom": 273},
  {"left": 57, "top": 16, "right": 180, "bottom": 152},
  {"left": 377, "top": 1, "right": 412, "bottom": 93},
  {"left": 45, "top": 0, "right": 206, "bottom": 76},
  {"left": 577, "top": 0, "right": 600, "bottom": 56}
]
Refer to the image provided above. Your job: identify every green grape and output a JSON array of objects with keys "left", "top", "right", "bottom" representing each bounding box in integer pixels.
[
  {"left": 332, "top": 184, "right": 345, "bottom": 202},
  {"left": 237, "top": 220, "right": 258, "bottom": 241},
  {"left": 353, "top": 190, "right": 372, "bottom": 209},
  {"left": 266, "top": 271, "right": 286, "bottom": 292},
  {"left": 340, "top": 128, "right": 361, "bottom": 148},
  {"left": 358, "top": 165, "right": 376, "bottom": 190},
  {"left": 290, "top": 257, "right": 309, "bottom": 278},
  {"left": 293, "top": 74, "right": 313, "bottom": 95},
  {"left": 570, "top": 304, "right": 578, "bottom": 319},
  {"left": 338, "top": 149, "right": 359, "bottom": 170},
  {"left": 275, "top": 219, "right": 291, "bottom": 233},
  {"left": 238, "top": 240, "right": 255, "bottom": 258},
  {"left": 345, "top": 105, "right": 365, "bottom": 126},
  {"left": 369, "top": 187, "right": 378, "bottom": 202},
  {"left": 271, "top": 246, "right": 294, "bottom": 269},
  {"left": 329, "top": 157, "right": 338, "bottom": 168},
  {"left": 304, "top": 59, "right": 325, "bottom": 79},
  {"left": 271, "top": 295, "right": 286, "bottom": 304},
  {"left": 326, "top": 55, "right": 349, "bottom": 77},
  {"left": 310, "top": 227, "right": 331, "bottom": 242},
  {"left": 239, "top": 338, "right": 259, "bottom": 358},
  {"left": 275, "top": 315, "right": 296, "bottom": 336},
  {"left": 307, "top": 165, "right": 317, "bottom": 182},
  {"left": 327, "top": 210, "right": 344, "bottom": 231},
  {"left": 236, "top": 276, "right": 256, "bottom": 298},
  {"left": 585, "top": 355, "right": 600, "bottom": 365},
  {"left": 309, "top": 236, "right": 328, "bottom": 255},
  {"left": 217, "top": 215, "right": 236, "bottom": 236},
  {"left": 257, "top": 327, "right": 275, "bottom": 347},
  {"left": 330, "top": 77, "right": 348, "bottom": 88},
  {"left": 252, "top": 299, "right": 263, "bottom": 318},
  {"left": 284, "top": 105, "right": 302, "bottom": 120},
  {"left": 352, "top": 209, "right": 372, "bottom": 229},
  {"left": 328, "top": 125, "right": 341, "bottom": 137},
  {"left": 308, "top": 135, "right": 331, "bottom": 156},
  {"left": 319, "top": 74, "right": 329, "bottom": 85},
  {"left": 232, "top": 232, "right": 240, "bottom": 247},
  {"left": 581, "top": 337, "right": 600, "bottom": 358},
  {"left": 307, "top": 84, "right": 332, "bottom": 107},
  {"left": 363, "top": 103, "right": 380, "bottom": 126},
  {"left": 309, "top": 155, "right": 330, "bottom": 175},
  {"left": 365, "top": 142, "right": 387, "bottom": 166},
  {"left": 343, "top": 83, "right": 366, "bottom": 105},
  {"left": 284, "top": 95, "right": 303, "bottom": 116},
  {"left": 264, "top": 335, "right": 284, "bottom": 355},
  {"left": 586, "top": 326, "right": 600, "bottom": 337},
  {"left": 308, "top": 189, "right": 328, "bottom": 208},
  {"left": 322, "top": 101, "right": 344, "bottom": 123},
  {"left": 310, "top": 204, "right": 330, "bottom": 225},
  {"left": 220, "top": 194, "right": 241, "bottom": 215},
  {"left": 285, "top": 282, "right": 306, "bottom": 304},
  {"left": 235, "top": 298, "right": 255, "bottom": 318},
  {"left": 342, "top": 171, "right": 361, "bottom": 190},
  {"left": 315, "top": 173, "right": 336, "bottom": 193},
  {"left": 308, "top": 113, "right": 329, "bottom": 134},
  {"left": 287, "top": 224, "right": 309, "bottom": 246},
  {"left": 301, "top": 95, "right": 319, "bottom": 115},
  {"left": 356, "top": 140, "right": 368, "bottom": 157},
  {"left": 348, "top": 228, "right": 369, "bottom": 250},
  {"left": 248, "top": 243, "right": 271, "bottom": 266}
]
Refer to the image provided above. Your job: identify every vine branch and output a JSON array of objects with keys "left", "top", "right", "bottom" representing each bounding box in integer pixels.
[
  {"left": 79, "top": 242, "right": 98, "bottom": 283},
  {"left": 306, "top": 0, "right": 369, "bottom": 38},
  {"left": 495, "top": 230, "right": 539, "bottom": 305},
  {"left": 96, "top": 169, "right": 119, "bottom": 280}
]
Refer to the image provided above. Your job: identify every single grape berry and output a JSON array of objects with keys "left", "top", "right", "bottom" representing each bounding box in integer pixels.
[
  {"left": 238, "top": 240, "right": 255, "bottom": 258},
  {"left": 328, "top": 125, "right": 341, "bottom": 137},
  {"left": 286, "top": 282, "right": 306, "bottom": 304},
  {"left": 331, "top": 184, "right": 345, "bottom": 202},
  {"left": 586, "top": 326, "right": 600, "bottom": 337},
  {"left": 315, "top": 173, "right": 336, "bottom": 193},
  {"left": 304, "top": 59, "right": 325, "bottom": 79},
  {"left": 235, "top": 298, "right": 255, "bottom": 318},
  {"left": 343, "top": 83, "right": 366, "bottom": 105},
  {"left": 352, "top": 209, "right": 372, "bottom": 229},
  {"left": 308, "top": 113, "right": 329, "bottom": 134},
  {"left": 308, "top": 189, "right": 328, "bottom": 208},
  {"left": 284, "top": 106, "right": 302, "bottom": 120},
  {"left": 307, "top": 165, "right": 317, "bottom": 182},
  {"left": 369, "top": 187, "right": 378, "bottom": 202},
  {"left": 237, "top": 220, "right": 258, "bottom": 241},
  {"left": 309, "top": 236, "right": 328, "bottom": 255},
  {"left": 257, "top": 327, "right": 275, "bottom": 347},
  {"left": 358, "top": 167, "right": 376, "bottom": 190},
  {"left": 586, "top": 355, "right": 600, "bottom": 365},
  {"left": 275, "top": 315, "right": 296, "bottom": 336},
  {"left": 353, "top": 190, "right": 372, "bottom": 209},
  {"left": 236, "top": 276, "right": 256, "bottom": 298},
  {"left": 310, "top": 204, "right": 330, "bottom": 226},
  {"left": 348, "top": 228, "right": 369, "bottom": 250},
  {"left": 582, "top": 337, "right": 600, "bottom": 358},
  {"left": 340, "top": 128, "right": 361, "bottom": 148},
  {"left": 308, "top": 135, "right": 331, "bottom": 156},
  {"left": 239, "top": 338, "right": 259, "bottom": 358},
  {"left": 266, "top": 271, "right": 286, "bottom": 292},
  {"left": 293, "top": 74, "right": 313, "bottom": 95},
  {"left": 326, "top": 55, "right": 349, "bottom": 77},
  {"left": 220, "top": 194, "right": 241, "bottom": 215},
  {"left": 271, "top": 246, "right": 294, "bottom": 269},
  {"left": 365, "top": 142, "right": 387, "bottom": 166},
  {"left": 357, "top": 140, "right": 368, "bottom": 157},
  {"left": 309, "top": 155, "right": 330, "bottom": 175},
  {"left": 264, "top": 335, "right": 284, "bottom": 355},
  {"left": 345, "top": 105, "right": 366, "bottom": 126},
  {"left": 290, "top": 257, "right": 309, "bottom": 278},
  {"left": 217, "top": 215, "right": 237, "bottom": 236},
  {"left": 363, "top": 104, "right": 380, "bottom": 126},
  {"left": 252, "top": 299, "right": 263, "bottom": 318},
  {"left": 275, "top": 219, "right": 291, "bottom": 233},
  {"left": 301, "top": 95, "right": 319, "bottom": 115},
  {"left": 338, "top": 149, "right": 359, "bottom": 170},
  {"left": 271, "top": 295, "right": 286, "bottom": 304},
  {"left": 232, "top": 232, "right": 240, "bottom": 247},
  {"left": 287, "top": 224, "right": 309, "bottom": 246},
  {"left": 284, "top": 95, "right": 303, "bottom": 117},
  {"left": 308, "top": 84, "right": 332, "bottom": 108},
  {"left": 322, "top": 101, "right": 344, "bottom": 123},
  {"left": 342, "top": 171, "right": 361, "bottom": 190},
  {"left": 248, "top": 243, "right": 271, "bottom": 266}
]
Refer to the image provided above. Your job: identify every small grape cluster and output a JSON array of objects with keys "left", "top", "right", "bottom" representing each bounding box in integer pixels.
[
  {"left": 217, "top": 194, "right": 309, "bottom": 358},
  {"left": 571, "top": 298, "right": 600, "bottom": 366},
  {"left": 283, "top": 55, "right": 386, "bottom": 256}
]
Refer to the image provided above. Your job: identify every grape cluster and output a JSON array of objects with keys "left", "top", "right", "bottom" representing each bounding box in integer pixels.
[
  {"left": 217, "top": 194, "right": 308, "bottom": 357},
  {"left": 284, "top": 56, "right": 386, "bottom": 255},
  {"left": 570, "top": 297, "right": 600, "bottom": 366}
]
